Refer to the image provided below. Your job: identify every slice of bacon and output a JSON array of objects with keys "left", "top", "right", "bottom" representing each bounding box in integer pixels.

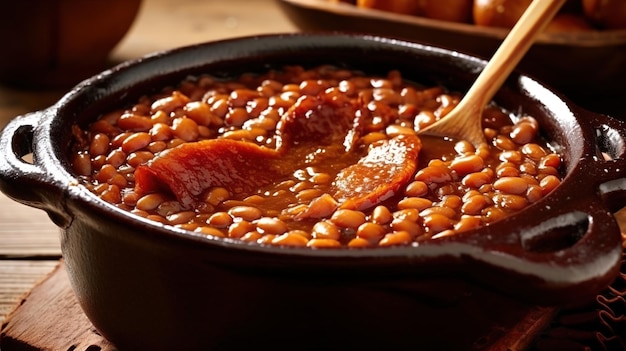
[
  {"left": 276, "top": 92, "right": 364, "bottom": 153},
  {"left": 134, "top": 139, "right": 285, "bottom": 207},
  {"left": 332, "top": 134, "right": 421, "bottom": 211}
]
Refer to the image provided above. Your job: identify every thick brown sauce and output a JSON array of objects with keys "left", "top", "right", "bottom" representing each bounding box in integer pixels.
[{"left": 70, "top": 65, "right": 563, "bottom": 248}]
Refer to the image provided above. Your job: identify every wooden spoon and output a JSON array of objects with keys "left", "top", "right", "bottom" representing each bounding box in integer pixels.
[{"left": 418, "top": 0, "right": 567, "bottom": 146}]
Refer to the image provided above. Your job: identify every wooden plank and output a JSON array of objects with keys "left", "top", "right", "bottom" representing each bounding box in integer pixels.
[
  {"left": 0, "top": 261, "right": 117, "bottom": 351},
  {"left": 0, "top": 194, "right": 61, "bottom": 258},
  {"left": 0, "top": 261, "right": 60, "bottom": 326}
]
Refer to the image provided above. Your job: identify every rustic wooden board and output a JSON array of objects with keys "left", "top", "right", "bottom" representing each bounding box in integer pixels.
[
  {"left": 0, "top": 260, "right": 558, "bottom": 351},
  {"left": 0, "top": 261, "right": 118, "bottom": 351}
]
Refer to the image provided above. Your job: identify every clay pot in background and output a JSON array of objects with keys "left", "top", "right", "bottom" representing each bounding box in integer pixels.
[{"left": 0, "top": 0, "right": 142, "bottom": 89}]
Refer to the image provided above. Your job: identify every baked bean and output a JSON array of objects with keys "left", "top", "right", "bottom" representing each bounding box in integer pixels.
[
  {"left": 240, "top": 231, "right": 263, "bottom": 242},
  {"left": 360, "top": 132, "right": 387, "bottom": 145},
  {"left": 462, "top": 172, "right": 491, "bottom": 188},
  {"left": 211, "top": 98, "right": 229, "bottom": 118},
  {"left": 167, "top": 211, "right": 196, "bottom": 225},
  {"left": 397, "top": 197, "right": 433, "bottom": 211},
  {"left": 482, "top": 206, "right": 508, "bottom": 223},
  {"left": 454, "top": 215, "right": 482, "bottom": 233},
  {"left": 71, "top": 152, "right": 92, "bottom": 176},
  {"left": 311, "top": 220, "right": 341, "bottom": 240},
  {"left": 135, "top": 193, "right": 167, "bottom": 212},
  {"left": 386, "top": 124, "right": 415, "bottom": 137},
  {"left": 415, "top": 165, "right": 452, "bottom": 184},
  {"left": 348, "top": 237, "right": 371, "bottom": 247},
  {"left": 255, "top": 217, "right": 288, "bottom": 235},
  {"left": 371, "top": 205, "right": 393, "bottom": 225},
  {"left": 89, "top": 133, "right": 110, "bottom": 156},
  {"left": 526, "top": 184, "right": 543, "bottom": 203},
  {"left": 150, "top": 123, "right": 173, "bottom": 141},
  {"left": 356, "top": 222, "right": 387, "bottom": 241},
  {"left": 307, "top": 238, "right": 342, "bottom": 248},
  {"left": 204, "top": 187, "right": 230, "bottom": 206},
  {"left": 150, "top": 110, "right": 169, "bottom": 124},
  {"left": 462, "top": 194, "right": 490, "bottom": 215},
  {"left": 519, "top": 162, "right": 537, "bottom": 175},
  {"left": 540, "top": 153, "right": 561, "bottom": 168},
  {"left": 207, "top": 212, "right": 233, "bottom": 228},
  {"left": 450, "top": 155, "right": 484, "bottom": 175},
  {"left": 228, "top": 206, "right": 263, "bottom": 222},
  {"left": 440, "top": 195, "right": 462, "bottom": 210},
  {"left": 194, "top": 226, "right": 226, "bottom": 238},
  {"left": 229, "top": 89, "right": 259, "bottom": 108},
  {"left": 538, "top": 165, "right": 560, "bottom": 176},
  {"left": 379, "top": 231, "right": 412, "bottom": 246},
  {"left": 228, "top": 220, "right": 256, "bottom": 239},
  {"left": 184, "top": 101, "right": 213, "bottom": 126},
  {"left": 390, "top": 218, "right": 423, "bottom": 237},
  {"left": 540, "top": 175, "right": 561, "bottom": 195},
  {"left": 122, "top": 133, "right": 151, "bottom": 154},
  {"left": 172, "top": 118, "right": 199, "bottom": 141},
  {"left": 330, "top": 209, "right": 366, "bottom": 229},
  {"left": 510, "top": 121, "right": 537, "bottom": 144},
  {"left": 499, "top": 150, "right": 523, "bottom": 163},
  {"left": 494, "top": 135, "right": 517, "bottom": 151},
  {"left": 151, "top": 91, "right": 189, "bottom": 114},
  {"left": 271, "top": 232, "right": 309, "bottom": 247},
  {"left": 89, "top": 119, "right": 119, "bottom": 135},
  {"left": 423, "top": 214, "right": 453, "bottom": 233},
  {"left": 493, "top": 177, "right": 528, "bottom": 195},
  {"left": 492, "top": 194, "right": 528, "bottom": 211},
  {"left": 414, "top": 111, "right": 437, "bottom": 130},
  {"left": 393, "top": 208, "right": 421, "bottom": 222},
  {"left": 100, "top": 185, "right": 121, "bottom": 204},
  {"left": 117, "top": 114, "right": 153, "bottom": 132},
  {"left": 147, "top": 141, "right": 167, "bottom": 153},
  {"left": 496, "top": 165, "right": 520, "bottom": 178},
  {"left": 420, "top": 206, "right": 456, "bottom": 219},
  {"left": 71, "top": 65, "right": 564, "bottom": 248},
  {"left": 521, "top": 143, "right": 547, "bottom": 160}
]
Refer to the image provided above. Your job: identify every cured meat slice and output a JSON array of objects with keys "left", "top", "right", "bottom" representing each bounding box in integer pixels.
[
  {"left": 135, "top": 139, "right": 285, "bottom": 207},
  {"left": 332, "top": 134, "right": 421, "bottom": 211}
]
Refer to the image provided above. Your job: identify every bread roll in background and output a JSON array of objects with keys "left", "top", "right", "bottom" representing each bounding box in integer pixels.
[
  {"left": 583, "top": 0, "right": 626, "bottom": 29},
  {"left": 546, "top": 13, "right": 594, "bottom": 32},
  {"left": 472, "top": 0, "right": 532, "bottom": 28},
  {"left": 418, "top": 0, "right": 473, "bottom": 23},
  {"left": 357, "top": 0, "right": 421, "bottom": 15}
]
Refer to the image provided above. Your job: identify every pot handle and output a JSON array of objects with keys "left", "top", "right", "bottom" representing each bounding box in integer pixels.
[
  {"left": 461, "top": 111, "right": 626, "bottom": 303},
  {"left": 0, "top": 110, "right": 71, "bottom": 228},
  {"left": 589, "top": 112, "right": 626, "bottom": 211}
]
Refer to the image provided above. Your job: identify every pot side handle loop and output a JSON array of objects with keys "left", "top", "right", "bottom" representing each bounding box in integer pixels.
[
  {"left": 0, "top": 110, "right": 71, "bottom": 228},
  {"left": 588, "top": 112, "right": 626, "bottom": 212}
]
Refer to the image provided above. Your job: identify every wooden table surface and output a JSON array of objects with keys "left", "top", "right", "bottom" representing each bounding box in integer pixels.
[
  {"left": 1, "top": 0, "right": 625, "bottom": 345},
  {"left": 0, "top": 0, "right": 297, "bottom": 327}
]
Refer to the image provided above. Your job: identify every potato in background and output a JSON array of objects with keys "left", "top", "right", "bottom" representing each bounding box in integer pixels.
[
  {"left": 583, "top": 0, "right": 626, "bottom": 29},
  {"left": 418, "top": 0, "right": 473, "bottom": 23},
  {"left": 472, "top": 0, "right": 532, "bottom": 28},
  {"left": 357, "top": 0, "right": 421, "bottom": 16}
]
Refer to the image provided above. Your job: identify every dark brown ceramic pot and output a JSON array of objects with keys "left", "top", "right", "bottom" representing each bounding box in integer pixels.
[{"left": 0, "top": 34, "right": 625, "bottom": 351}]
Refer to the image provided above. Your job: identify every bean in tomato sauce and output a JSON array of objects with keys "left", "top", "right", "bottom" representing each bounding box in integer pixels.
[{"left": 70, "top": 65, "right": 563, "bottom": 248}]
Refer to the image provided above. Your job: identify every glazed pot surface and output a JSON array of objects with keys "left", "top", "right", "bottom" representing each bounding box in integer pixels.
[{"left": 0, "top": 34, "right": 624, "bottom": 350}]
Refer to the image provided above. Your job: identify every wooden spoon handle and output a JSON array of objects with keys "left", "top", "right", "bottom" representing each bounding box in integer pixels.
[{"left": 463, "top": 0, "right": 567, "bottom": 110}]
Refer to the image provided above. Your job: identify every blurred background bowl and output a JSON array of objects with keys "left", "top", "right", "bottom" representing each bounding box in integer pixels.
[
  {"left": 0, "top": 0, "right": 142, "bottom": 89},
  {"left": 276, "top": 0, "right": 626, "bottom": 107}
]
